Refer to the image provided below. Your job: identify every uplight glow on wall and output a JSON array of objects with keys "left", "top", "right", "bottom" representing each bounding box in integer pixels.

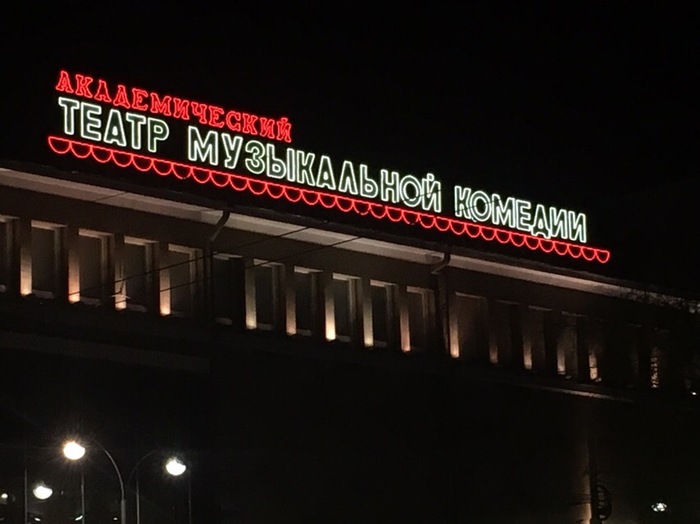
[{"left": 48, "top": 70, "right": 611, "bottom": 264}]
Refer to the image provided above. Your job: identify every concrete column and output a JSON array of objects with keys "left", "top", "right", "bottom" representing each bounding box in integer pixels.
[
  {"left": 112, "top": 233, "right": 126, "bottom": 310},
  {"left": 485, "top": 298, "right": 500, "bottom": 365},
  {"left": 575, "top": 315, "right": 591, "bottom": 382},
  {"left": 360, "top": 277, "right": 373, "bottom": 348},
  {"left": 320, "top": 271, "right": 335, "bottom": 341},
  {"left": 310, "top": 271, "right": 325, "bottom": 342},
  {"left": 18, "top": 218, "right": 32, "bottom": 296},
  {"left": 588, "top": 318, "right": 604, "bottom": 382},
  {"left": 157, "top": 241, "right": 170, "bottom": 316},
  {"left": 270, "top": 263, "right": 286, "bottom": 335},
  {"left": 202, "top": 245, "right": 218, "bottom": 321},
  {"left": 5, "top": 218, "right": 21, "bottom": 296},
  {"left": 65, "top": 226, "right": 80, "bottom": 303},
  {"left": 197, "top": 245, "right": 210, "bottom": 320},
  {"left": 351, "top": 278, "right": 365, "bottom": 349},
  {"left": 243, "top": 257, "right": 256, "bottom": 329},
  {"left": 560, "top": 313, "right": 577, "bottom": 377},
  {"left": 425, "top": 288, "right": 438, "bottom": 354},
  {"left": 52, "top": 225, "right": 68, "bottom": 302},
  {"left": 447, "top": 288, "right": 460, "bottom": 359},
  {"left": 544, "top": 309, "right": 562, "bottom": 376},
  {"left": 396, "top": 284, "right": 410, "bottom": 353},
  {"left": 94, "top": 233, "right": 111, "bottom": 307},
  {"left": 629, "top": 324, "right": 646, "bottom": 387},
  {"left": 283, "top": 263, "right": 296, "bottom": 336},
  {"left": 385, "top": 284, "right": 399, "bottom": 351},
  {"left": 143, "top": 241, "right": 159, "bottom": 313},
  {"left": 521, "top": 305, "right": 534, "bottom": 371},
  {"left": 434, "top": 270, "right": 450, "bottom": 356}
]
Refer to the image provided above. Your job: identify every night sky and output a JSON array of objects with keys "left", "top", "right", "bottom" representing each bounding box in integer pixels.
[
  {"left": 2, "top": 6, "right": 700, "bottom": 522},
  {"left": 3, "top": 3, "right": 699, "bottom": 291}
]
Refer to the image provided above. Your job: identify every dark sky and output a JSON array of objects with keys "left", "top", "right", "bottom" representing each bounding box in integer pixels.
[{"left": 3, "top": 3, "right": 699, "bottom": 291}]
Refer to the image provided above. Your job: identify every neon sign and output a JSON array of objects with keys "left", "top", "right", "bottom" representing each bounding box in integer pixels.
[{"left": 48, "top": 70, "right": 610, "bottom": 264}]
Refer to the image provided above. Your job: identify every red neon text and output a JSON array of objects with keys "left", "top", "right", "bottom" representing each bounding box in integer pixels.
[{"left": 55, "top": 70, "right": 293, "bottom": 143}]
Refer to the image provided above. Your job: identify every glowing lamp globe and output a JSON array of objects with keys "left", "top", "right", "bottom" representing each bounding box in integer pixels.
[
  {"left": 165, "top": 457, "right": 186, "bottom": 476},
  {"left": 63, "top": 440, "right": 86, "bottom": 460},
  {"left": 33, "top": 483, "right": 53, "bottom": 500}
]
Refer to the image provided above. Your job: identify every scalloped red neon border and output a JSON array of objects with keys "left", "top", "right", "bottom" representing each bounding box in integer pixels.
[{"left": 47, "top": 136, "right": 611, "bottom": 264}]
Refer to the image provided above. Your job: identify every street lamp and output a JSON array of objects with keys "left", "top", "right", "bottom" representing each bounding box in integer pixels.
[
  {"left": 63, "top": 439, "right": 125, "bottom": 524},
  {"left": 165, "top": 457, "right": 186, "bottom": 476},
  {"left": 61, "top": 440, "right": 86, "bottom": 523},
  {"left": 63, "top": 441, "right": 86, "bottom": 461},
  {"left": 63, "top": 439, "right": 189, "bottom": 524},
  {"left": 163, "top": 457, "right": 190, "bottom": 524},
  {"left": 128, "top": 451, "right": 189, "bottom": 524},
  {"left": 31, "top": 482, "right": 53, "bottom": 500},
  {"left": 651, "top": 500, "right": 668, "bottom": 512}
]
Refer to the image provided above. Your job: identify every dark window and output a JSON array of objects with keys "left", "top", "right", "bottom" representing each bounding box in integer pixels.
[
  {"left": 213, "top": 255, "right": 237, "bottom": 324},
  {"left": 254, "top": 262, "right": 278, "bottom": 329},
  {"left": 333, "top": 275, "right": 355, "bottom": 342},
  {"left": 124, "top": 240, "right": 150, "bottom": 310},
  {"left": 0, "top": 218, "right": 12, "bottom": 292},
  {"left": 32, "top": 225, "right": 59, "bottom": 297},
  {"left": 407, "top": 287, "right": 431, "bottom": 351},
  {"left": 295, "top": 269, "right": 316, "bottom": 335},
  {"left": 169, "top": 247, "right": 196, "bottom": 316},
  {"left": 371, "top": 282, "right": 391, "bottom": 347},
  {"left": 456, "top": 294, "right": 486, "bottom": 360},
  {"left": 79, "top": 233, "right": 106, "bottom": 302}
]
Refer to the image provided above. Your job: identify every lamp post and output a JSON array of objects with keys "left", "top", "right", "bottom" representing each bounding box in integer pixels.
[
  {"left": 165, "top": 457, "right": 191, "bottom": 524},
  {"left": 63, "top": 439, "right": 126, "bottom": 524},
  {"left": 63, "top": 439, "right": 189, "bottom": 524},
  {"left": 129, "top": 451, "right": 188, "bottom": 524}
]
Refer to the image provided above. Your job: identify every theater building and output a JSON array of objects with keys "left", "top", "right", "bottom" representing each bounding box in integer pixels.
[{"left": 1, "top": 68, "right": 699, "bottom": 523}]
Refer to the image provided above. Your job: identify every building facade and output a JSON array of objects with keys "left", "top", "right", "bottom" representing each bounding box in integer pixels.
[{"left": 1, "top": 68, "right": 700, "bottom": 523}]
